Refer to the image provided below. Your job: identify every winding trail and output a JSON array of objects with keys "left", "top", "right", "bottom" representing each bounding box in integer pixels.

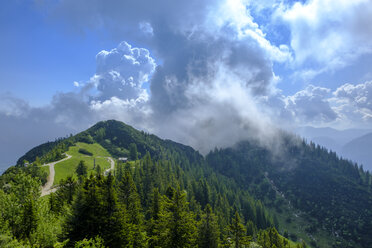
[
  {"left": 41, "top": 154, "right": 72, "bottom": 196},
  {"left": 40, "top": 154, "right": 115, "bottom": 196},
  {"left": 104, "top": 157, "right": 115, "bottom": 176}
]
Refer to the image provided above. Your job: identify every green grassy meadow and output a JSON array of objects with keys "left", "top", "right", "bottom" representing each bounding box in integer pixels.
[{"left": 53, "top": 142, "right": 112, "bottom": 185}]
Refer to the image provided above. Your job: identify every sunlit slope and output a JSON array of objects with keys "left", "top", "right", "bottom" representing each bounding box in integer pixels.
[{"left": 53, "top": 142, "right": 111, "bottom": 185}]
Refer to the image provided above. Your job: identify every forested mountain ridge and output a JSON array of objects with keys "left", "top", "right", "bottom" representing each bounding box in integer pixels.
[
  {"left": 16, "top": 120, "right": 202, "bottom": 167},
  {"left": 1, "top": 120, "right": 291, "bottom": 248},
  {"left": 207, "top": 138, "right": 372, "bottom": 247},
  {"left": 1, "top": 120, "right": 371, "bottom": 247}
]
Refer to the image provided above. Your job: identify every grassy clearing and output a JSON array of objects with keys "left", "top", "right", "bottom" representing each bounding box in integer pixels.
[{"left": 54, "top": 142, "right": 112, "bottom": 185}]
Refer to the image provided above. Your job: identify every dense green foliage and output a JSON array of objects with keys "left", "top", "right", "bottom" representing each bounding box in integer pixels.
[
  {"left": 207, "top": 137, "right": 372, "bottom": 247},
  {"left": 75, "top": 160, "right": 88, "bottom": 178},
  {"left": 2, "top": 120, "right": 370, "bottom": 247},
  {"left": 129, "top": 143, "right": 138, "bottom": 160},
  {"left": 78, "top": 148, "right": 93, "bottom": 156},
  {"left": 1, "top": 160, "right": 48, "bottom": 186},
  {"left": 17, "top": 138, "right": 71, "bottom": 166}
]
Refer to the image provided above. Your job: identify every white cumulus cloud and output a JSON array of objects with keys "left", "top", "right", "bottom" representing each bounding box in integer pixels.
[
  {"left": 94, "top": 41, "right": 156, "bottom": 101},
  {"left": 277, "top": 0, "right": 372, "bottom": 70},
  {"left": 285, "top": 85, "right": 338, "bottom": 124},
  {"left": 333, "top": 81, "right": 372, "bottom": 122}
]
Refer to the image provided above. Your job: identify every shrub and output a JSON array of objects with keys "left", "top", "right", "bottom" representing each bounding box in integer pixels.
[{"left": 78, "top": 148, "right": 93, "bottom": 156}]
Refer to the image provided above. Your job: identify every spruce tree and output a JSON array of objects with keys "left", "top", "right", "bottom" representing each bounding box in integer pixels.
[
  {"left": 165, "top": 187, "right": 196, "bottom": 248},
  {"left": 76, "top": 160, "right": 88, "bottom": 178},
  {"left": 147, "top": 188, "right": 167, "bottom": 248},
  {"left": 21, "top": 197, "right": 37, "bottom": 239},
  {"left": 229, "top": 211, "right": 249, "bottom": 248},
  {"left": 129, "top": 143, "right": 138, "bottom": 160},
  {"left": 63, "top": 175, "right": 126, "bottom": 247},
  {"left": 117, "top": 169, "right": 146, "bottom": 247},
  {"left": 197, "top": 204, "right": 220, "bottom": 248}
]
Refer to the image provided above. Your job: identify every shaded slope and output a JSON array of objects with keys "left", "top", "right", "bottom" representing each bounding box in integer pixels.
[
  {"left": 342, "top": 132, "right": 372, "bottom": 171},
  {"left": 207, "top": 137, "right": 372, "bottom": 248}
]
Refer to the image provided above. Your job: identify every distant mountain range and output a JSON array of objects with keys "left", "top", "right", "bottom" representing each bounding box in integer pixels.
[
  {"left": 342, "top": 132, "right": 372, "bottom": 171},
  {"left": 296, "top": 126, "right": 372, "bottom": 171}
]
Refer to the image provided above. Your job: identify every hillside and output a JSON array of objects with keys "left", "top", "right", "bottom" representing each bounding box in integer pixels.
[
  {"left": 342, "top": 132, "right": 372, "bottom": 171},
  {"left": 207, "top": 137, "right": 372, "bottom": 247},
  {"left": 1, "top": 120, "right": 292, "bottom": 248},
  {"left": 1, "top": 120, "right": 371, "bottom": 247},
  {"left": 16, "top": 120, "right": 201, "bottom": 167},
  {"left": 296, "top": 126, "right": 372, "bottom": 171}
]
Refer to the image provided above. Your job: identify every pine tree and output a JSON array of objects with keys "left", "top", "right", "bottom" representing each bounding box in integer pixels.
[
  {"left": 257, "top": 228, "right": 285, "bottom": 248},
  {"left": 95, "top": 164, "right": 102, "bottom": 175},
  {"left": 100, "top": 173, "right": 126, "bottom": 248},
  {"left": 117, "top": 169, "right": 146, "bottom": 247},
  {"left": 57, "top": 176, "right": 77, "bottom": 205},
  {"left": 142, "top": 152, "right": 155, "bottom": 209},
  {"left": 129, "top": 143, "right": 138, "bottom": 160},
  {"left": 246, "top": 220, "right": 256, "bottom": 237},
  {"left": 197, "top": 204, "right": 220, "bottom": 248},
  {"left": 21, "top": 196, "right": 37, "bottom": 239},
  {"left": 118, "top": 169, "right": 143, "bottom": 224},
  {"left": 76, "top": 160, "right": 88, "bottom": 178},
  {"left": 63, "top": 175, "right": 126, "bottom": 247},
  {"left": 165, "top": 188, "right": 197, "bottom": 248},
  {"left": 147, "top": 188, "right": 167, "bottom": 248},
  {"left": 229, "top": 211, "right": 249, "bottom": 248}
]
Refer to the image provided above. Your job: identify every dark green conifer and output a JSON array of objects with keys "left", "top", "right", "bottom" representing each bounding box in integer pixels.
[
  {"left": 76, "top": 160, "right": 88, "bottom": 178},
  {"left": 229, "top": 211, "right": 249, "bottom": 248},
  {"left": 197, "top": 204, "right": 220, "bottom": 248},
  {"left": 129, "top": 143, "right": 138, "bottom": 160},
  {"left": 165, "top": 188, "right": 197, "bottom": 248}
]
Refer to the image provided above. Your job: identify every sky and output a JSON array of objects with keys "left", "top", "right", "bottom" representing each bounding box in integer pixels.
[{"left": 1, "top": 0, "right": 372, "bottom": 169}]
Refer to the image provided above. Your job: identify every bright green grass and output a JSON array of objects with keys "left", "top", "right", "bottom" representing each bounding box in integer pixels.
[
  {"left": 53, "top": 142, "right": 112, "bottom": 185},
  {"left": 71, "top": 142, "right": 111, "bottom": 157}
]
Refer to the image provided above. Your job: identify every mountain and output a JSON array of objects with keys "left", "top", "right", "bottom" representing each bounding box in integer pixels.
[
  {"left": 207, "top": 137, "right": 372, "bottom": 247},
  {"left": 342, "top": 132, "right": 372, "bottom": 171},
  {"left": 17, "top": 120, "right": 201, "bottom": 166},
  {"left": 296, "top": 126, "right": 372, "bottom": 171},
  {"left": 296, "top": 126, "right": 372, "bottom": 153},
  {"left": 1, "top": 120, "right": 371, "bottom": 247}
]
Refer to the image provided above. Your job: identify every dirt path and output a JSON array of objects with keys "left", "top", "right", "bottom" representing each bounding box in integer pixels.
[
  {"left": 104, "top": 157, "right": 115, "bottom": 176},
  {"left": 41, "top": 154, "right": 72, "bottom": 196}
]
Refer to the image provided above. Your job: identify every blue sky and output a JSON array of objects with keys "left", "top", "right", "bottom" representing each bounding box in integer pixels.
[
  {"left": 0, "top": 1, "right": 116, "bottom": 105},
  {"left": 1, "top": 0, "right": 372, "bottom": 169}
]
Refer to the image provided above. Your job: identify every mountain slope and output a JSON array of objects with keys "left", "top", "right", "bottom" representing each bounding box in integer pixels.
[
  {"left": 16, "top": 120, "right": 202, "bottom": 167},
  {"left": 296, "top": 126, "right": 372, "bottom": 171},
  {"left": 207, "top": 137, "right": 372, "bottom": 247},
  {"left": 2, "top": 120, "right": 291, "bottom": 247},
  {"left": 81, "top": 120, "right": 202, "bottom": 163},
  {"left": 342, "top": 132, "right": 372, "bottom": 171},
  {"left": 9, "top": 120, "right": 372, "bottom": 247}
]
